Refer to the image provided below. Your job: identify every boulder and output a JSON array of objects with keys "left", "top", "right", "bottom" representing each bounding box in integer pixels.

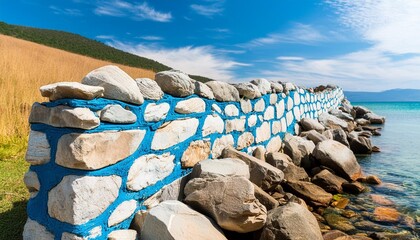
[
  {"left": 23, "top": 218, "right": 54, "bottom": 240},
  {"left": 221, "top": 146, "right": 284, "bottom": 190},
  {"left": 282, "top": 181, "right": 333, "bottom": 206},
  {"left": 108, "top": 230, "right": 137, "bottom": 240},
  {"left": 144, "top": 103, "right": 170, "bottom": 122},
  {"left": 184, "top": 176, "right": 267, "bottom": 233},
  {"left": 363, "top": 112, "right": 385, "bottom": 124},
  {"left": 154, "top": 70, "right": 195, "bottom": 97},
  {"left": 300, "top": 118, "right": 325, "bottom": 132},
  {"left": 318, "top": 112, "right": 349, "bottom": 130},
  {"left": 283, "top": 164, "right": 310, "bottom": 182},
  {"left": 100, "top": 104, "right": 137, "bottom": 124},
  {"left": 270, "top": 82, "right": 283, "bottom": 93},
  {"left": 266, "top": 152, "right": 292, "bottom": 171},
  {"left": 282, "top": 82, "right": 296, "bottom": 92},
  {"left": 312, "top": 169, "right": 347, "bottom": 193},
  {"left": 250, "top": 78, "right": 271, "bottom": 95},
  {"left": 373, "top": 207, "right": 400, "bottom": 223},
  {"left": 127, "top": 153, "right": 175, "bottom": 191},
  {"left": 151, "top": 118, "right": 199, "bottom": 150},
  {"left": 329, "top": 109, "right": 354, "bottom": 121},
  {"left": 323, "top": 208, "right": 356, "bottom": 233},
  {"left": 23, "top": 170, "right": 40, "bottom": 198},
  {"left": 29, "top": 103, "right": 100, "bottom": 130},
  {"left": 40, "top": 82, "right": 104, "bottom": 101},
  {"left": 348, "top": 133, "right": 372, "bottom": 154},
  {"left": 234, "top": 82, "right": 261, "bottom": 99},
  {"left": 192, "top": 80, "right": 215, "bottom": 99},
  {"left": 312, "top": 140, "right": 362, "bottom": 181},
  {"left": 259, "top": 202, "right": 323, "bottom": 240},
  {"left": 191, "top": 158, "right": 250, "bottom": 179},
  {"left": 326, "top": 128, "right": 350, "bottom": 147},
  {"left": 140, "top": 200, "right": 227, "bottom": 240},
  {"left": 303, "top": 130, "right": 327, "bottom": 145},
  {"left": 252, "top": 146, "right": 266, "bottom": 161},
  {"left": 25, "top": 130, "right": 50, "bottom": 165},
  {"left": 55, "top": 130, "right": 146, "bottom": 170},
  {"left": 181, "top": 140, "right": 211, "bottom": 168},
  {"left": 356, "top": 118, "right": 370, "bottom": 126},
  {"left": 135, "top": 78, "right": 164, "bottom": 100},
  {"left": 82, "top": 65, "right": 143, "bottom": 104},
  {"left": 211, "top": 135, "right": 234, "bottom": 159},
  {"left": 283, "top": 134, "right": 315, "bottom": 166},
  {"left": 175, "top": 98, "right": 206, "bottom": 114},
  {"left": 48, "top": 175, "right": 121, "bottom": 225},
  {"left": 143, "top": 175, "right": 190, "bottom": 209},
  {"left": 253, "top": 184, "right": 279, "bottom": 210},
  {"left": 354, "top": 106, "right": 371, "bottom": 118},
  {"left": 206, "top": 81, "right": 240, "bottom": 102},
  {"left": 342, "top": 182, "right": 365, "bottom": 194}
]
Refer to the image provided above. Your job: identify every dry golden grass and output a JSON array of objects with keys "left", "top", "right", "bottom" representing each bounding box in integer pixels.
[{"left": 0, "top": 34, "right": 155, "bottom": 142}]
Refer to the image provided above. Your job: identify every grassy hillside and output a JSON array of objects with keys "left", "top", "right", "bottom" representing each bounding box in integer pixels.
[{"left": 0, "top": 21, "right": 171, "bottom": 72}]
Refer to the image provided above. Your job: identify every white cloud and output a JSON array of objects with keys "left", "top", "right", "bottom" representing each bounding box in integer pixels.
[
  {"left": 107, "top": 41, "right": 250, "bottom": 80},
  {"left": 137, "top": 35, "right": 163, "bottom": 41},
  {"left": 94, "top": 1, "right": 172, "bottom": 22},
  {"left": 96, "top": 35, "right": 115, "bottom": 40},
  {"left": 49, "top": 5, "right": 82, "bottom": 16},
  {"left": 239, "top": 23, "right": 327, "bottom": 48},
  {"left": 191, "top": 0, "right": 224, "bottom": 17},
  {"left": 276, "top": 56, "right": 305, "bottom": 61}
]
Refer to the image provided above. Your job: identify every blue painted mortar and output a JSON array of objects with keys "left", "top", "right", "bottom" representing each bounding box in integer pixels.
[{"left": 27, "top": 87, "right": 344, "bottom": 239}]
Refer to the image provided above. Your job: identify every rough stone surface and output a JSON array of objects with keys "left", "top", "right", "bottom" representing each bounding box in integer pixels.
[
  {"left": 181, "top": 140, "right": 211, "bottom": 168},
  {"left": 300, "top": 118, "right": 325, "bottom": 132},
  {"left": 56, "top": 130, "right": 145, "bottom": 170},
  {"left": 253, "top": 146, "right": 266, "bottom": 161},
  {"left": 256, "top": 122, "right": 271, "bottom": 143},
  {"left": 144, "top": 103, "right": 170, "bottom": 122},
  {"left": 275, "top": 100, "right": 285, "bottom": 118},
  {"left": 25, "top": 130, "right": 50, "bottom": 165},
  {"left": 240, "top": 99, "right": 252, "bottom": 113},
  {"left": 254, "top": 99, "right": 265, "bottom": 112},
  {"left": 108, "top": 200, "right": 137, "bottom": 227},
  {"left": 283, "top": 181, "right": 333, "bottom": 206},
  {"left": 155, "top": 70, "right": 195, "bottom": 97},
  {"left": 202, "top": 115, "right": 224, "bottom": 136},
  {"left": 253, "top": 184, "right": 279, "bottom": 210},
  {"left": 61, "top": 232, "right": 86, "bottom": 240},
  {"left": 248, "top": 115, "right": 257, "bottom": 127},
  {"left": 108, "top": 230, "right": 137, "bottom": 240},
  {"left": 48, "top": 175, "right": 121, "bottom": 225},
  {"left": 23, "top": 218, "right": 54, "bottom": 240},
  {"left": 259, "top": 202, "right": 323, "bottom": 240},
  {"left": 269, "top": 94, "right": 278, "bottom": 105},
  {"left": 264, "top": 106, "right": 275, "bottom": 120},
  {"left": 319, "top": 113, "right": 349, "bottom": 130},
  {"left": 191, "top": 158, "right": 250, "bottom": 179},
  {"left": 283, "top": 135, "right": 315, "bottom": 166},
  {"left": 313, "top": 140, "right": 361, "bottom": 181},
  {"left": 193, "top": 80, "right": 215, "bottom": 99},
  {"left": 141, "top": 200, "right": 227, "bottom": 240},
  {"left": 29, "top": 103, "right": 100, "bottom": 130},
  {"left": 82, "top": 65, "right": 143, "bottom": 104},
  {"left": 237, "top": 132, "right": 254, "bottom": 150},
  {"left": 211, "top": 135, "right": 234, "bottom": 158},
  {"left": 283, "top": 164, "right": 310, "bottom": 182},
  {"left": 251, "top": 78, "right": 272, "bottom": 95},
  {"left": 222, "top": 146, "right": 284, "bottom": 190},
  {"left": 135, "top": 78, "right": 164, "bottom": 100},
  {"left": 127, "top": 153, "right": 175, "bottom": 191},
  {"left": 151, "top": 118, "right": 199, "bottom": 150},
  {"left": 175, "top": 98, "right": 206, "bottom": 114},
  {"left": 373, "top": 207, "right": 400, "bottom": 223},
  {"left": 24, "top": 170, "right": 40, "bottom": 198},
  {"left": 304, "top": 130, "right": 328, "bottom": 145},
  {"left": 143, "top": 175, "right": 190, "bottom": 209},
  {"left": 100, "top": 104, "right": 137, "bottom": 124},
  {"left": 235, "top": 82, "right": 261, "bottom": 99},
  {"left": 312, "top": 169, "right": 347, "bottom": 193},
  {"left": 184, "top": 176, "right": 267, "bottom": 233},
  {"left": 270, "top": 82, "right": 283, "bottom": 93},
  {"left": 224, "top": 104, "right": 239, "bottom": 116},
  {"left": 225, "top": 117, "right": 246, "bottom": 133},
  {"left": 265, "top": 136, "right": 282, "bottom": 153},
  {"left": 40, "top": 82, "right": 104, "bottom": 101},
  {"left": 266, "top": 152, "right": 292, "bottom": 171},
  {"left": 342, "top": 182, "right": 365, "bottom": 194},
  {"left": 363, "top": 112, "right": 385, "bottom": 124},
  {"left": 206, "top": 81, "right": 240, "bottom": 102}
]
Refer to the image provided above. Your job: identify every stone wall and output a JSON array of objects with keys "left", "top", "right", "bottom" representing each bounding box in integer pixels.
[{"left": 23, "top": 66, "right": 344, "bottom": 239}]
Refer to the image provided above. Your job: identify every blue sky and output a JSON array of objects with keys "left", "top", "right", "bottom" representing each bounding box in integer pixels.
[{"left": 2, "top": 0, "right": 420, "bottom": 91}]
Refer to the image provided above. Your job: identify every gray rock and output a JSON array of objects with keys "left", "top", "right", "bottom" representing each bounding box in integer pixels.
[
  {"left": 282, "top": 82, "right": 296, "bottom": 92},
  {"left": 206, "top": 81, "right": 240, "bottom": 102},
  {"left": 48, "top": 175, "right": 121, "bottom": 225},
  {"left": 283, "top": 181, "right": 333, "bottom": 206},
  {"left": 302, "top": 130, "right": 328, "bottom": 145},
  {"left": 23, "top": 170, "right": 40, "bottom": 198},
  {"left": 151, "top": 118, "right": 199, "bottom": 150},
  {"left": 23, "top": 218, "right": 54, "bottom": 240},
  {"left": 330, "top": 109, "right": 354, "bottom": 121},
  {"left": 270, "top": 82, "right": 283, "bottom": 93},
  {"left": 326, "top": 128, "right": 350, "bottom": 147},
  {"left": 144, "top": 103, "right": 170, "bottom": 122},
  {"left": 40, "top": 82, "right": 104, "bottom": 101},
  {"left": 191, "top": 158, "right": 250, "bottom": 179},
  {"left": 312, "top": 140, "right": 362, "bottom": 181},
  {"left": 348, "top": 132, "right": 373, "bottom": 154},
  {"left": 356, "top": 118, "right": 370, "bottom": 126},
  {"left": 354, "top": 106, "right": 371, "bottom": 118},
  {"left": 184, "top": 176, "right": 267, "bottom": 233},
  {"left": 29, "top": 103, "right": 100, "bottom": 130},
  {"left": 192, "top": 80, "right": 215, "bottom": 99},
  {"left": 318, "top": 112, "right": 349, "bottom": 130},
  {"left": 300, "top": 118, "right": 325, "bottom": 132},
  {"left": 259, "top": 202, "right": 323, "bottom": 240},
  {"left": 254, "top": 184, "right": 279, "bottom": 210},
  {"left": 234, "top": 83, "right": 262, "bottom": 99},
  {"left": 143, "top": 175, "right": 190, "bottom": 209},
  {"left": 283, "top": 135, "right": 315, "bottom": 166},
  {"left": 221, "top": 146, "right": 284, "bottom": 191},
  {"left": 363, "top": 112, "right": 385, "bottom": 124},
  {"left": 55, "top": 130, "right": 145, "bottom": 170},
  {"left": 266, "top": 152, "right": 292, "bottom": 171},
  {"left": 155, "top": 70, "right": 195, "bottom": 97},
  {"left": 252, "top": 146, "right": 266, "bottom": 161},
  {"left": 100, "top": 104, "right": 136, "bottom": 124},
  {"left": 312, "top": 169, "right": 347, "bottom": 193},
  {"left": 141, "top": 200, "right": 227, "bottom": 240},
  {"left": 25, "top": 130, "right": 50, "bottom": 165},
  {"left": 250, "top": 78, "right": 272, "bottom": 95},
  {"left": 82, "top": 65, "right": 143, "bottom": 105},
  {"left": 135, "top": 78, "right": 164, "bottom": 100}
]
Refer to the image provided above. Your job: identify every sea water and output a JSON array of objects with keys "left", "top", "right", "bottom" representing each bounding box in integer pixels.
[{"left": 349, "top": 102, "right": 420, "bottom": 236}]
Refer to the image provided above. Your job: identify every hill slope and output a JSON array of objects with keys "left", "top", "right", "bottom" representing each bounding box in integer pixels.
[
  {"left": 0, "top": 34, "right": 155, "bottom": 139},
  {"left": 345, "top": 89, "right": 420, "bottom": 102}
]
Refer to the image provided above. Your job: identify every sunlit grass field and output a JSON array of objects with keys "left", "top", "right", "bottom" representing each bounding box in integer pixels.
[{"left": 0, "top": 34, "right": 155, "bottom": 239}]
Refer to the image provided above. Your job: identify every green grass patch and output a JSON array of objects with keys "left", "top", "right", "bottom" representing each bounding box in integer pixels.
[{"left": 0, "top": 137, "right": 29, "bottom": 240}]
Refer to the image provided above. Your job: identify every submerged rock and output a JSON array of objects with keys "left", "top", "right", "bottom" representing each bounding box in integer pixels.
[{"left": 283, "top": 181, "right": 333, "bottom": 206}]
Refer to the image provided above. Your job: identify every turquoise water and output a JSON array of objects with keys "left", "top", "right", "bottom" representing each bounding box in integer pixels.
[{"left": 351, "top": 102, "right": 420, "bottom": 235}]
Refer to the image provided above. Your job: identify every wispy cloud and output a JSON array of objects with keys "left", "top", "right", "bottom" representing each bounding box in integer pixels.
[
  {"left": 276, "top": 56, "right": 305, "bottom": 61},
  {"left": 191, "top": 0, "right": 225, "bottom": 17},
  {"left": 96, "top": 35, "right": 115, "bottom": 40},
  {"left": 49, "top": 5, "right": 82, "bottom": 16},
  {"left": 137, "top": 35, "right": 163, "bottom": 41},
  {"left": 106, "top": 40, "right": 250, "bottom": 81},
  {"left": 94, "top": 1, "right": 172, "bottom": 22},
  {"left": 239, "top": 23, "right": 327, "bottom": 48}
]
